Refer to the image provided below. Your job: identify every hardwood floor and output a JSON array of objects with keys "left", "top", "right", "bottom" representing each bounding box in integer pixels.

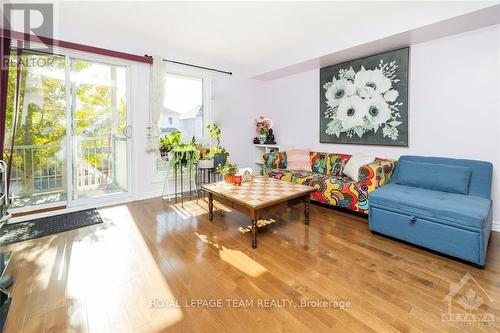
[{"left": 2, "top": 197, "right": 500, "bottom": 332}]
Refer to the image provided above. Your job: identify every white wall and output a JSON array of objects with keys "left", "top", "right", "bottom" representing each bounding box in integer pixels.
[
  {"left": 213, "top": 76, "right": 264, "bottom": 168},
  {"left": 260, "top": 24, "right": 500, "bottom": 223}
]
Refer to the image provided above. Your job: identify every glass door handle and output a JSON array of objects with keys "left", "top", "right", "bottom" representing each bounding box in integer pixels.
[{"left": 125, "top": 125, "right": 132, "bottom": 139}]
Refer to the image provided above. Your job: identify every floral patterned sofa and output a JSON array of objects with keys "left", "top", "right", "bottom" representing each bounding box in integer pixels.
[{"left": 262, "top": 151, "right": 396, "bottom": 214}]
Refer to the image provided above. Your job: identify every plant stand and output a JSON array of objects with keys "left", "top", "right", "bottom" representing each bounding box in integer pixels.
[
  {"left": 196, "top": 166, "right": 212, "bottom": 192},
  {"left": 196, "top": 166, "right": 223, "bottom": 201},
  {"left": 173, "top": 162, "right": 198, "bottom": 207}
]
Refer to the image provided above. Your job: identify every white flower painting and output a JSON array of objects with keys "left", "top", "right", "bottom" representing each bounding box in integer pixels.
[{"left": 320, "top": 48, "right": 409, "bottom": 146}]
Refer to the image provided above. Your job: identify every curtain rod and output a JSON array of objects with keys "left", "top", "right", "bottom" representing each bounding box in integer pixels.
[
  {"left": 144, "top": 54, "right": 232, "bottom": 75},
  {"left": 1, "top": 29, "right": 153, "bottom": 64}
]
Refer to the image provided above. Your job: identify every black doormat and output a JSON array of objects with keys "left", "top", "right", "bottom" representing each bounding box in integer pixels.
[{"left": 0, "top": 209, "right": 103, "bottom": 246}]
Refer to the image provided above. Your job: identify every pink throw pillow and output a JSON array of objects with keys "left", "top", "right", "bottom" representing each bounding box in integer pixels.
[{"left": 286, "top": 149, "right": 312, "bottom": 171}]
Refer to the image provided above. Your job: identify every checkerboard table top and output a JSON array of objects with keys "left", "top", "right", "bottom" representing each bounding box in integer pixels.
[{"left": 202, "top": 177, "right": 314, "bottom": 208}]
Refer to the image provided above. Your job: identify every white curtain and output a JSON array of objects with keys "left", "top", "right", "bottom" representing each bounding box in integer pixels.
[{"left": 146, "top": 55, "right": 167, "bottom": 152}]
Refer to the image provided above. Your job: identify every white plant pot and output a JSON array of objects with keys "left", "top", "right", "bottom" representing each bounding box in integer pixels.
[{"left": 198, "top": 159, "right": 214, "bottom": 169}]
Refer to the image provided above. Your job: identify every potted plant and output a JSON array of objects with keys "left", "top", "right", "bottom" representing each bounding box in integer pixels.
[
  {"left": 255, "top": 116, "right": 273, "bottom": 144},
  {"left": 207, "top": 123, "right": 229, "bottom": 168},
  {"left": 217, "top": 161, "right": 238, "bottom": 184},
  {"left": 197, "top": 144, "right": 214, "bottom": 168},
  {"left": 159, "top": 130, "right": 182, "bottom": 160},
  {"left": 207, "top": 146, "right": 228, "bottom": 168},
  {"left": 171, "top": 136, "right": 200, "bottom": 168}
]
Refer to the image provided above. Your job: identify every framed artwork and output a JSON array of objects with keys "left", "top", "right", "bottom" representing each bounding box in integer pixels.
[{"left": 319, "top": 47, "right": 409, "bottom": 146}]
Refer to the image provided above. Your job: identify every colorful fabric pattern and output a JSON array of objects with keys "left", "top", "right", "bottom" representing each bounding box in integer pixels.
[
  {"left": 262, "top": 151, "right": 286, "bottom": 174},
  {"left": 263, "top": 151, "right": 396, "bottom": 214},
  {"left": 266, "top": 169, "right": 317, "bottom": 186},
  {"left": 310, "top": 152, "right": 329, "bottom": 174},
  {"left": 358, "top": 158, "right": 397, "bottom": 192},
  {"left": 327, "top": 153, "right": 352, "bottom": 176}
]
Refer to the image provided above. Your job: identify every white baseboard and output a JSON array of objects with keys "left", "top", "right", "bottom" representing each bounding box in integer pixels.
[
  {"left": 133, "top": 190, "right": 163, "bottom": 201},
  {"left": 492, "top": 220, "right": 500, "bottom": 232}
]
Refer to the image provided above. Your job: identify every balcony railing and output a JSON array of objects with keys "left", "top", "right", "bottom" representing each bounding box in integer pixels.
[
  {"left": 77, "top": 136, "right": 115, "bottom": 191},
  {"left": 9, "top": 144, "right": 65, "bottom": 198},
  {"left": 7, "top": 136, "right": 125, "bottom": 207}
]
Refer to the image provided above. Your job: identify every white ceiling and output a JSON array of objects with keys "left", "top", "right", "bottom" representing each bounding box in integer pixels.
[{"left": 52, "top": 1, "right": 499, "bottom": 72}]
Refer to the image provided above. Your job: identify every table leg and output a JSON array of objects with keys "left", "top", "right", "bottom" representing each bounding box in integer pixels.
[
  {"left": 305, "top": 195, "right": 310, "bottom": 225},
  {"left": 251, "top": 219, "right": 257, "bottom": 249},
  {"left": 208, "top": 193, "right": 214, "bottom": 221}
]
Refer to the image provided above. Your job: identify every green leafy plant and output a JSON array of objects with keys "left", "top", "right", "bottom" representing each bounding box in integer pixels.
[
  {"left": 206, "top": 146, "right": 228, "bottom": 160},
  {"left": 171, "top": 136, "right": 200, "bottom": 168},
  {"left": 204, "top": 123, "right": 229, "bottom": 166},
  {"left": 159, "top": 131, "right": 182, "bottom": 152},
  {"left": 216, "top": 161, "right": 238, "bottom": 175},
  {"left": 207, "top": 123, "right": 222, "bottom": 147}
]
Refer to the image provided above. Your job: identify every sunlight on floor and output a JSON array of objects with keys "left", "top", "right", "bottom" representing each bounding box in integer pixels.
[
  {"left": 195, "top": 232, "right": 267, "bottom": 277},
  {"left": 64, "top": 204, "right": 184, "bottom": 331},
  {"left": 170, "top": 199, "right": 232, "bottom": 220},
  {"left": 237, "top": 218, "right": 277, "bottom": 234},
  {"left": 170, "top": 201, "right": 207, "bottom": 219},
  {"left": 11, "top": 191, "right": 66, "bottom": 208},
  {"left": 219, "top": 246, "right": 267, "bottom": 277}
]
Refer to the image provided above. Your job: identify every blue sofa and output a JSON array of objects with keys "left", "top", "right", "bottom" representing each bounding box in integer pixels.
[{"left": 369, "top": 155, "right": 493, "bottom": 267}]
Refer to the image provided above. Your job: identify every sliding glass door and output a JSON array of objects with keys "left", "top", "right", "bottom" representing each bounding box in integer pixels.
[
  {"left": 5, "top": 51, "right": 68, "bottom": 208},
  {"left": 4, "top": 50, "right": 131, "bottom": 209},
  {"left": 70, "top": 59, "right": 129, "bottom": 200}
]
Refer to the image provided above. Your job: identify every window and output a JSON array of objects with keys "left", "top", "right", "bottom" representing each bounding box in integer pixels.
[
  {"left": 158, "top": 73, "right": 205, "bottom": 141},
  {"left": 157, "top": 65, "right": 211, "bottom": 173}
]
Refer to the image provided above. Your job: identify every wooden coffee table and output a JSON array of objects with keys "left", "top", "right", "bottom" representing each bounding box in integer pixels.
[{"left": 202, "top": 177, "right": 315, "bottom": 249}]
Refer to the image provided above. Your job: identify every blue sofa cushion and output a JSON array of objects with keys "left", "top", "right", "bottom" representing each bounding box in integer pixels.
[
  {"left": 393, "top": 160, "right": 472, "bottom": 195},
  {"left": 369, "top": 184, "right": 491, "bottom": 229},
  {"left": 397, "top": 155, "right": 492, "bottom": 199}
]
